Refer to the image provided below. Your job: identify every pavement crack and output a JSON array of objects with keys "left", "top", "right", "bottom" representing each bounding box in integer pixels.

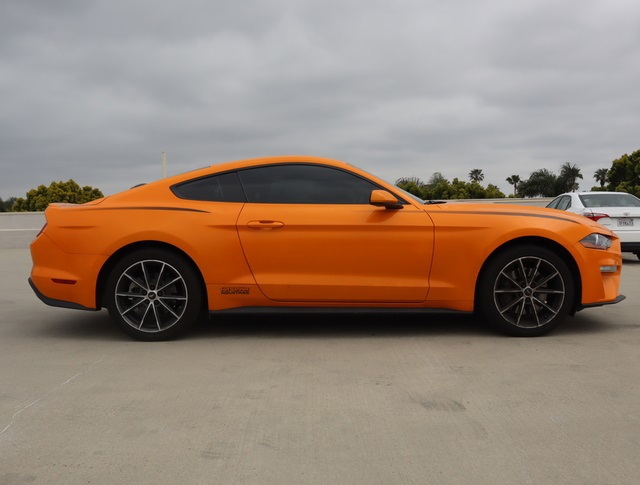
[{"left": 0, "top": 347, "right": 125, "bottom": 437}]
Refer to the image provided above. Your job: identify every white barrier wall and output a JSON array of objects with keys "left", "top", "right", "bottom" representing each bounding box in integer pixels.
[{"left": 0, "top": 213, "right": 46, "bottom": 249}]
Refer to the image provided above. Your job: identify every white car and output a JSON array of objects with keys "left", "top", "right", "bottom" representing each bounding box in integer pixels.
[{"left": 547, "top": 191, "right": 640, "bottom": 259}]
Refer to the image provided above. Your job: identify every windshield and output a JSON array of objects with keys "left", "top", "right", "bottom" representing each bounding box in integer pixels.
[
  {"left": 343, "top": 162, "right": 430, "bottom": 204},
  {"left": 394, "top": 186, "right": 426, "bottom": 204}
]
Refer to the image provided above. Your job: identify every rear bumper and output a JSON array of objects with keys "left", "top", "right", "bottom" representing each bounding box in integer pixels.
[
  {"left": 29, "top": 232, "right": 105, "bottom": 310},
  {"left": 28, "top": 278, "right": 97, "bottom": 311}
]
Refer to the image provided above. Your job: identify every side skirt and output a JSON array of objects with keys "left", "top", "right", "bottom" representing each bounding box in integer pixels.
[{"left": 210, "top": 307, "right": 472, "bottom": 316}]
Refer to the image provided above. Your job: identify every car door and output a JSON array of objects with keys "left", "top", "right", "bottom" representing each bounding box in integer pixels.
[{"left": 235, "top": 163, "right": 434, "bottom": 303}]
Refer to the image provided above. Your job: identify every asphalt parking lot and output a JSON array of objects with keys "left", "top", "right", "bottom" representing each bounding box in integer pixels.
[{"left": 1, "top": 248, "right": 639, "bottom": 485}]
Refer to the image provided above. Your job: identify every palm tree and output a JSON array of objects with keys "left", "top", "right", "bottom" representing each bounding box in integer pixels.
[
  {"left": 559, "top": 163, "right": 583, "bottom": 192},
  {"left": 505, "top": 175, "right": 521, "bottom": 196},
  {"left": 593, "top": 168, "right": 609, "bottom": 188},
  {"left": 518, "top": 169, "right": 559, "bottom": 197},
  {"left": 469, "top": 169, "right": 484, "bottom": 183}
]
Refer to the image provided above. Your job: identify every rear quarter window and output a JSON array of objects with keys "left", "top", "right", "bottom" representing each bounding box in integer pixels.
[{"left": 171, "top": 172, "right": 246, "bottom": 202}]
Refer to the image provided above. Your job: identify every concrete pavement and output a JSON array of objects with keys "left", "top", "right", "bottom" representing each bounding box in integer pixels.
[{"left": 0, "top": 248, "right": 639, "bottom": 484}]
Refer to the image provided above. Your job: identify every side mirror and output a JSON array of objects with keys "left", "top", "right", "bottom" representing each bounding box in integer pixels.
[{"left": 370, "top": 190, "right": 403, "bottom": 210}]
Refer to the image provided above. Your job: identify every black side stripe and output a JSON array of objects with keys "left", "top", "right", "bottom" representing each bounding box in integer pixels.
[
  {"left": 75, "top": 206, "right": 210, "bottom": 213},
  {"left": 441, "top": 210, "right": 581, "bottom": 224}
]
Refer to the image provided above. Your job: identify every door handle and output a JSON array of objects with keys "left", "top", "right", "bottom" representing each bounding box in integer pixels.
[{"left": 247, "top": 220, "right": 285, "bottom": 230}]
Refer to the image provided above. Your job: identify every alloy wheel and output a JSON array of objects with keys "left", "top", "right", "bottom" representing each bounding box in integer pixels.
[
  {"left": 492, "top": 256, "right": 566, "bottom": 328},
  {"left": 114, "top": 259, "right": 188, "bottom": 333}
]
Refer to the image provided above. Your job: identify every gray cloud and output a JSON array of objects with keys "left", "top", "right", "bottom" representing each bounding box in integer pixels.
[{"left": 2, "top": 0, "right": 640, "bottom": 198}]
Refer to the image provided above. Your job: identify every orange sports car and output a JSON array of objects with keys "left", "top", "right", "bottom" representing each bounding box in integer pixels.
[{"left": 29, "top": 156, "right": 624, "bottom": 340}]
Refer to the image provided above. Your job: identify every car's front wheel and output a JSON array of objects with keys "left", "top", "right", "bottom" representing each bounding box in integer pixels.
[
  {"left": 478, "top": 245, "right": 574, "bottom": 336},
  {"left": 105, "top": 248, "right": 204, "bottom": 341}
]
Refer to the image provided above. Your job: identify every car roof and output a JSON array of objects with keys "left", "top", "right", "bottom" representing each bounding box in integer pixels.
[{"left": 557, "top": 191, "right": 636, "bottom": 196}]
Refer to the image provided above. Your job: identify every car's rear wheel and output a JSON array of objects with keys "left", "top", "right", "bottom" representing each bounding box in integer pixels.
[
  {"left": 105, "top": 248, "right": 203, "bottom": 341},
  {"left": 478, "top": 245, "right": 574, "bottom": 336}
]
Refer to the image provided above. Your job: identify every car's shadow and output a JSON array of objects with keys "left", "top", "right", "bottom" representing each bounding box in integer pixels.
[
  {"left": 192, "top": 312, "right": 489, "bottom": 340},
  {"left": 31, "top": 307, "right": 616, "bottom": 342},
  {"left": 191, "top": 311, "right": 617, "bottom": 340}
]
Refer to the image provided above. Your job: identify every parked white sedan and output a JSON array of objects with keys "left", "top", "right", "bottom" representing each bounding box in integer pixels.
[{"left": 547, "top": 191, "right": 640, "bottom": 259}]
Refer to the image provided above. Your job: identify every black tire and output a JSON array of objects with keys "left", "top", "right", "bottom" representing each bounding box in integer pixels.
[
  {"left": 105, "top": 248, "right": 204, "bottom": 341},
  {"left": 478, "top": 245, "right": 574, "bottom": 337}
]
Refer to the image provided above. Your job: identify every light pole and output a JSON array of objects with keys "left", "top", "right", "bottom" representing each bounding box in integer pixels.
[{"left": 162, "top": 152, "right": 167, "bottom": 178}]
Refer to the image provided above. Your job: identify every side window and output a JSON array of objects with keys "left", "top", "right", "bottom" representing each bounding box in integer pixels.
[
  {"left": 547, "top": 197, "right": 561, "bottom": 209},
  {"left": 171, "top": 172, "right": 246, "bottom": 202},
  {"left": 557, "top": 196, "right": 571, "bottom": 211},
  {"left": 237, "top": 164, "right": 383, "bottom": 204}
]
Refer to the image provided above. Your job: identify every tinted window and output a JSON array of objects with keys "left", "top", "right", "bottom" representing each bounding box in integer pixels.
[
  {"left": 238, "top": 164, "right": 382, "bottom": 204},
  {"left": 171, "top": 172, "right": 246, "bottom": 202}
]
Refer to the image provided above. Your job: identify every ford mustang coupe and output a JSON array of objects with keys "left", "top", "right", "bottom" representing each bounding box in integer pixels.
[{"left": 29, "top": 156, "right": 624, "bottom": 340}]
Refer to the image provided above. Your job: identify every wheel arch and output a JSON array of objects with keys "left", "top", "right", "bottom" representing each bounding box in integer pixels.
[
  {"left": 95, "top": 241, "right": 208, "bottom": 310},
  {"left": 474, "top": 236, "right": 582, "bottom": 314}
]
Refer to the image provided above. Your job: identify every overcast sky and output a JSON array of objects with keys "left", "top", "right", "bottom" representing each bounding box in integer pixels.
[{"left": 1, "top": 0, "right": 639, "bottom": 198}]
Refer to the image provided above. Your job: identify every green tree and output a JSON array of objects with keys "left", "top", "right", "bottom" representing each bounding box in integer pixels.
[
  {"left": 399, "top": 172, "right": 506, "bottom": 200},
  {"left": 518, "top": 163, "right": 584, "bottom": 197},
  {"left": 396, "top": 171, "right": 505, "bottom": 200},
  {"left": 0, "top": 197, "right": 17, "bottom": 212},
  {"left": 559, "top": 163, "right": 583, "bottom": 192},
  {"left": 518, "top": 169, "right": 560, "bottom": 197},
  {"left": 12, "top": 180, "right": 104, "bottom": 212},
  {"left": 607, "top": 149, "right": 640, "bottom": 197},
  {"left": 468, "top": 169, "right": 484, "bottom": 183},
  {"left": 422, "top": 172, "right": 449, "bottom": 200},
  {"left": 485, "top": 184, "right": 506, "bottom": 198},
  {"left": 593, "top": 168, "right": 609, "bottom": 188},
  {"left": 395, "top": 177, "right": 426, "bottom": 198},
  {"left": 505, "top": 175, "right": 521, "bottom": 196},
  {"left": 449, "top": 178, "right": 471, "bottom": 199}
]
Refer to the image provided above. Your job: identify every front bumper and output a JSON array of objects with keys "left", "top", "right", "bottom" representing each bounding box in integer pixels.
[{"left": 578, "top": 294, "right": 626, "bottom": 310}]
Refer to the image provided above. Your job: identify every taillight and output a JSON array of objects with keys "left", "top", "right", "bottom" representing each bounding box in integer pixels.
[{"left": 583, "top": 212, "right": 609, "bottom": 222}]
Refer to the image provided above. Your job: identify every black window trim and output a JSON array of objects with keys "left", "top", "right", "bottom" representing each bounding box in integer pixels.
[
  {"left": 172, "top": 162, "right": 409, "bottom": 205},
  {"left": 171, "top": 170, "right": 247, "bottom": 203},
  {"left": 236, "top": 162, "right": 410, "bottom": 205}
]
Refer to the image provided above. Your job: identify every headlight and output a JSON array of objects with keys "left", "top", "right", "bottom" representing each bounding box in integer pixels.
[{"left": 580, "top": 233, "right": 612, "bottom": 250}]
